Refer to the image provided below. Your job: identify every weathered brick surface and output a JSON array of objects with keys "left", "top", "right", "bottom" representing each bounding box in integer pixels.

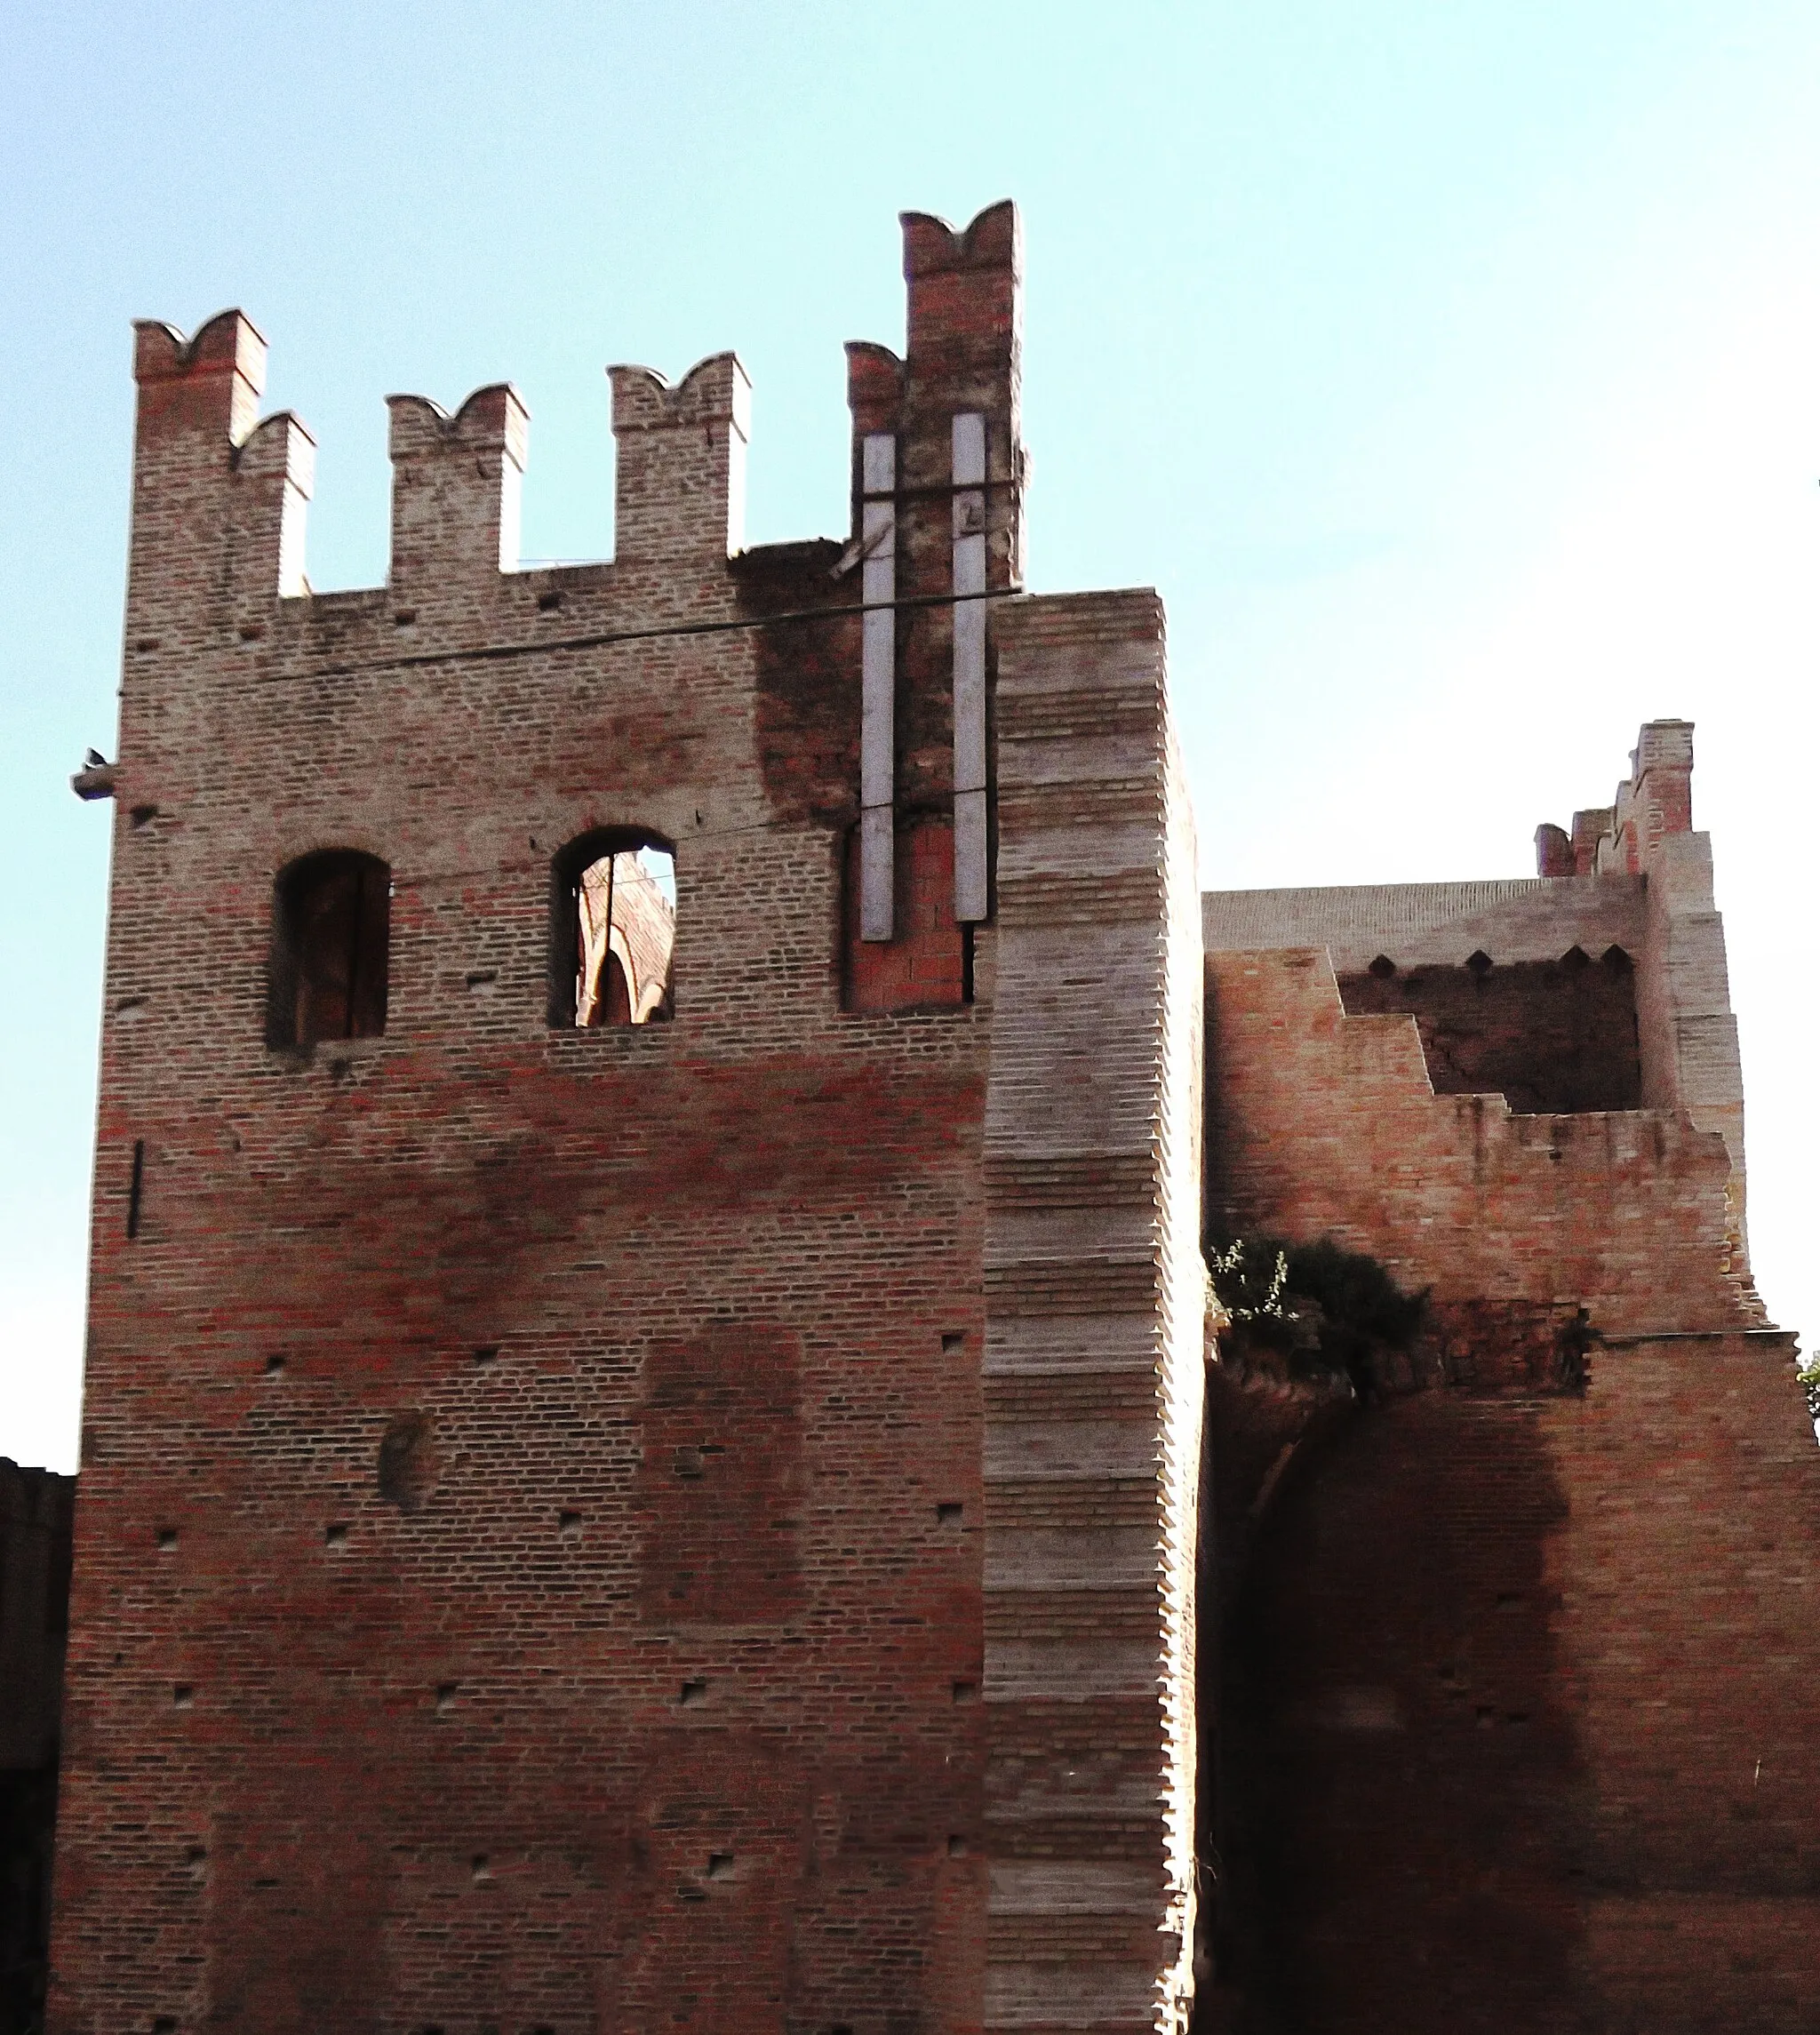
[
  {"left": 52, "top": 201, "right": 1205, "bottom": 2035},
  {"left": 981, "top": 593, "right": 1202, "bottom": 2034},
  {"left": 1207, "top": 943, "right": 1752, "bottom": 1332},
  {"left": 1222, "top": 1331, "right": 1820, "bottom": 2033},
  {"left": 1335, "top": 953, "right": 1641, "bottom": 1115},
  {"left": 51, "top": 218, "right": 1023, "bottom": 2035},
  {"left": 1200, "top": 729, "right": 1816, "bottom": 2031},
  {"left": 52, "top": 197, "right": 1818, "bottom": 2035}
]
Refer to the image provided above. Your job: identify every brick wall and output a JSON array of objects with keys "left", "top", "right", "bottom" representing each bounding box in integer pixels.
[
  {"left": 1217, "top": 1329, "right": 1820, "bottom": 2033},
  {"left": 54, "top": 202, "right": 1200, "bottom": 2035},
  {"left": 981, "top": 592, "right": 1202, "bottom": 2035},
  {"left": 1336, "top": 953, "right": 1641, "bottom": 1115},
  {"left": 1207, "top": 945, "right": 1753, "bottom": 1332},
  {"left": 1200, "top": 732, "right": 1813, "bottom": 2029},
  {"left": 53, "top": 212, "right": 1025, "bottom": 2035}
]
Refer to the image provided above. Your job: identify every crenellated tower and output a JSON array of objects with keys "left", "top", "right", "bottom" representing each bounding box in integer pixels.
[{"left": 55, "top": 204, "right": 1204, "bottom": 2035}]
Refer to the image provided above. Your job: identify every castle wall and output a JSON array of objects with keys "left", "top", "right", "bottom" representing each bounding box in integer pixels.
[
  {"left": 1199, "top": 732, "right": 1816, "bottom": 2031},
  {"left": 53, "top": 204, "right": 1201, "bottom": 2035},
  {"left": 1333, "top": 954, "right": 1642, "bottom": 1115}
]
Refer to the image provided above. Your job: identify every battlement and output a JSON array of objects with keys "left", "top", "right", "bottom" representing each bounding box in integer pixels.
[
  {"left": 121, "top": 209, "right": 1020, "bottom": 623},
  {"left": 132, "top": 308, "right": 267, "bottom": 440},
  {"left": 1542, "top": 716, "right": 1696, "bottom": 878},
  {"left": 606, "top": 352, "right": 750, "bottom": 565},
  {"left": 386, "top": 383, "right": 530, "bottom": 585}
]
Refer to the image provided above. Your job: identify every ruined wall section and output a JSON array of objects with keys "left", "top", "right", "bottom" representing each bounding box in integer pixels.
[
  {"left": 53, "top": 212, "right": 1026, "bottom": 2035},
  {"left": 1205, "top": 946, "right": 1754, "bottom": 1333},
  {"left": 1551, "top": 721, "right": 1753, "bottom": 1262},
  {"left": 983, "top": 591, "right": 1201, "bottom": 2035},
  {"left": 1201, "top": 725, "right": 1807, "bottom": 2030}
]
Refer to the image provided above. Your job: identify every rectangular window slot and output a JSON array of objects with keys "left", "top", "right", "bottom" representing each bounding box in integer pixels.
[
  {"left": 936, "top": 1504, "right": 963, "bottom": 1526},
  {"left": 680, "top": 1679, "right": 709, "bottom": 1707},
  {"left": 127, "top": 1138, "right": 145, "bottom": 1239}
]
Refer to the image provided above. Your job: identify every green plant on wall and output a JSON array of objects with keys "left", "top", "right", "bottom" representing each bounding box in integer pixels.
[
  {"left": 1798, "top": 1359, "right": 1820, "bottom": 1435},
  {"left": 1207, "top": 1233, "right": 1426, "bottom": 1394}
]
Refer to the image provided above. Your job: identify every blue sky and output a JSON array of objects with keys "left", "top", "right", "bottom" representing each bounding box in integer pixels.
[{"left": 5, "top": 2, "right": 1818, "bottom": 1466}]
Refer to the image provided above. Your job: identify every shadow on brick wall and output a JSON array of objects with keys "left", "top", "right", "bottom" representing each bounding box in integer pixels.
[{"left": 1201, "top": 1390, "right": 1590, "bottom": 2035}]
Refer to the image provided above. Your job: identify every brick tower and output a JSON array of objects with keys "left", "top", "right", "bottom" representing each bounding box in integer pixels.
[{"left": 52, "top": 206, "right": 1204, "bottom": 2034}]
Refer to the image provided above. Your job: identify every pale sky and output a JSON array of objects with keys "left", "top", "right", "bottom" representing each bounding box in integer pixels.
[{"left": 4, "top": 2, "right": 1817, "bottom": 1469}]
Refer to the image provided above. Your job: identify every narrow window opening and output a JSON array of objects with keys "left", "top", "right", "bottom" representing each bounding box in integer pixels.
[
  {"left": 268, "top": 850, "right": 390, "bottom": 1047},
  {"left": 127, "top": 1138, "right": 145, "bottom": 1239},
  {"left": 548, "top": 830, "right": 675, "bottom": 1028}
]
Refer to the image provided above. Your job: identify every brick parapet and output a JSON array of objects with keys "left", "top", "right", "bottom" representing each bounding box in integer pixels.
[{"left": 1203, "top": 874, "right": 1647, "bottom": 974}]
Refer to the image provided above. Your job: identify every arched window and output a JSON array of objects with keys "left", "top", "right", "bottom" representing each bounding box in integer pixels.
[
  {"left": 549, "top": 829, "right": 675, "bottom": 1028},
  {"left": 267, "top": 850, "right": 390, "bottom": 1046}
]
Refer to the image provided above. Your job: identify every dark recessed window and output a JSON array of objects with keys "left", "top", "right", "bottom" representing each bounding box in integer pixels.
[
  {"left": 267, "top": 850, "right": 390, "bottom": 1046},
  {"left": 549, "top": 829, "right": 675, "bottom": 1028}
]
